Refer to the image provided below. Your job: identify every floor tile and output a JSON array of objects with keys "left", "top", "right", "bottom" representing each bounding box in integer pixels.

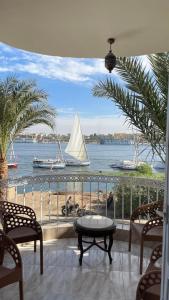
[{"left": 0, "top": 238, "right": 151, "bottom": 300}]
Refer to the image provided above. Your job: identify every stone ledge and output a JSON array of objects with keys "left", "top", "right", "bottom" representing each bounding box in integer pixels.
[{"left": 42, "top": 223, "right": 129, "bottom": 241}]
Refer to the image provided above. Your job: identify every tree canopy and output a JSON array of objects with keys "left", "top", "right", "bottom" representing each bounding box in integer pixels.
[
  {"left": 0, "top": 76, "right": 56, "bottom": 161},
  {"left": 93, "top": 53, "right": 169, "bottom": 162}
]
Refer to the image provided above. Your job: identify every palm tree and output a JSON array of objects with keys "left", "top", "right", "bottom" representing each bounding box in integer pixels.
[
  {"left": 93, "top": 53, "right": 169, "bottom": 162},
  {"left": 0, "top": 76, "right": 56, "bottom": 180}
]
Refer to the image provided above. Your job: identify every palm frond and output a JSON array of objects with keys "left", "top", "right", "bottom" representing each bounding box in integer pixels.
[
  {"left": 93, "top": 54, "right": 169, "bottom": 162},
  {"left": 0, "top": 76, "right": 56, "bottom": 158}
]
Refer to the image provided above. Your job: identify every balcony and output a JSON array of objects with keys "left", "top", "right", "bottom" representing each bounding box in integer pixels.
[
  {"left": 4, "top": 173, "right": 164, "bottom": 239},
  {"left": 0, "top": 173, "right": 164, "bottom": 299}
]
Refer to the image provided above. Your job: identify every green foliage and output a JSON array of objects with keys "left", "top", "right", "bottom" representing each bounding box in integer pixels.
[
  {"left": 0, "top": 76, "right": 56, "bottom": 160},
  {"left": 113, "top": 185, "right": 164, "bottom": 219},
  {"left": 136, "top": 163, "right": 153, "bottom": 175},
  {"left": 93, "top": 54, "right": 169, "bottom": 162}
]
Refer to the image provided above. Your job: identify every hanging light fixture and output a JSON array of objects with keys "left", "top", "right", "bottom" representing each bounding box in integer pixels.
[{"left": 105, "top": 38, "right": 116, "bottom": 73}]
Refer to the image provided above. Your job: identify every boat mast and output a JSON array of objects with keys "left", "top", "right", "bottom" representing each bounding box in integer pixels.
[
  {"left": 9, "top": 141, "right": 16, "bottom": 161},
  {"left": 57, "top": 139, "right": 64, "bottom": 161}
]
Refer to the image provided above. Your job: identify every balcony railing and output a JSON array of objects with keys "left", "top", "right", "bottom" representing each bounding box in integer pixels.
[{"left": 1, "top": 173, "right": 165, "bottom": 226}]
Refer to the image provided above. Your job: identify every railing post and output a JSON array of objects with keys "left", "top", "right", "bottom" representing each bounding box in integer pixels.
[
  {"left": 147, "top": 186, "right": 150, "bottom": 203},
  {"left": 139, "top": 188, "right": 141, "bottom": 207},
  {"left": 97, "top": 182, "right": 100, "bottom": 211},
  {"left": 40, "top": 184, "right": 43, "bottom": 224},
  {"left": 156, "top": 188, "right": 159, "bottom": 202},
  {"left": 32, "top": 184, "right": 34, "bottom": 210},
  {"left": 113, "top": 190, "right": 116, "bottom": 221},
  {"left": 122, "top": 186, "right": 124, "bottom": 226},
  {"left": 65, "top": 182, "right": 67, "bottom": 205},
  {"left": 81, "top": 182, "right": 84, "bottom": 208},
  {"left": 89, "top": 182, "right": 92, "bottom": 211},
  {"left": 15, "top": 186, "right": 17, "bottom": 203},
  {"left": 48, "top": 182, "right": 51, "bottom": 222},
  {"left": 130, "top": 185, "right": 133, "bottom": 217},
  {"left": 23, "top": 184, "right": 26, "bottom": 206},
  {"left": 105, "top": 183, "right": 108, "bottom": 217},
  {"left": 139, "top": 188, "right": 142, "bottom": 223},
  {"left": 57, "top": 192, "right": 59, "bottom": 224},
  {"left": 73, "top": 181, "right": 75, "bottom": 206}
]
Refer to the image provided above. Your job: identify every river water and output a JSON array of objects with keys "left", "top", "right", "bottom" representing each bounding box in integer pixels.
[{"left": 8, "top": 142, "right": 160, "bottom": 178}]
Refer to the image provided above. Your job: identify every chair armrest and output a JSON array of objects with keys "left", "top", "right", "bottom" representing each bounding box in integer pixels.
[
  {"left": 1, "top": 201, "right": 36, "bottom": 220},
  {"left": 0, "top": 233, "right": 22, "bottom": 268},
  {"left": 3, "top": 213, "right": 42, "bottom": 236},
  {"left": 130, "top": 200, "right": 163, "bottom": 222},
  {"left": 136, "top": 269, "right": 161, "bottom": 300},
  {"left": 142, "top": 216, "right": 163, "bottom": 235}
]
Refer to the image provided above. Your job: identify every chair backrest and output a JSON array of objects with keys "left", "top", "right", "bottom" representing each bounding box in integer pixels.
[
  {"left": 131, "top": 199, "right": 163, "bottom": 222},
  {"left": 0, "top": 201, "right": 36, "bottom": 219},
  {"left": 136, "top": 243, "right": 162, "bottom": 300}
]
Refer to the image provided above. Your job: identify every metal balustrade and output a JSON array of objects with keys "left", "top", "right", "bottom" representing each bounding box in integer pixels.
[{"left": 0, "top": 174, "right": 165, "bottom": 226}]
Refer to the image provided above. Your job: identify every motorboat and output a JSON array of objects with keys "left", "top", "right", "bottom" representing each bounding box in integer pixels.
[
  {"left": 33, "top": 140, "right": 65, "bottom": 169},
  {"left": 118, "top": 160, "right": 145, "bottom": 170},
  {"left": 33, "top": 158, "right": 65, "bottom": 169}
]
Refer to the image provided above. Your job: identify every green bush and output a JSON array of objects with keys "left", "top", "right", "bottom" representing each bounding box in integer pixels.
[{"left": 136, "top": 164, "right": 153, "bottom": 175}]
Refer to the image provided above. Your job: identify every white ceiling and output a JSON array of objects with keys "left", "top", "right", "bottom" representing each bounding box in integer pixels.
[{"left": 0, "top": 0, "right": 169, "bottom": 58}]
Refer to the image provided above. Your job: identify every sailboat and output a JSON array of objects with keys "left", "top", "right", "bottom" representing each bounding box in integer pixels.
[
  {"left": 33, "top": 140, "right": 65, "bottom": 169},
  {"left": 65, "top": 115, "right": 90, "bottom": 166},
  {"left": 8, "top": 141, "right": 17, "bottom": 168}
]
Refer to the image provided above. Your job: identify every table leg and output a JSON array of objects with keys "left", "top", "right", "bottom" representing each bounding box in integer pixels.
[
  {"left": 108, "top": 234, "right": 113, "bottom": 264},
  {"left": 104, "top": 235, "right": 107, "bottom": 249},
  {"left": 78, "top": 233, "right": 83, "bottom": 266}
]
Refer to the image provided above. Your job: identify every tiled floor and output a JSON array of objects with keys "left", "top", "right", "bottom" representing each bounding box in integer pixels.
[{"left": 0, "top": 238, "right": 152, "bottom": 300}]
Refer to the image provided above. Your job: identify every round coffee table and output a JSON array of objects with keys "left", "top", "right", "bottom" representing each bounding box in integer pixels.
[{"left": 74, "top": 215, "right": 116, "bottom": 265}]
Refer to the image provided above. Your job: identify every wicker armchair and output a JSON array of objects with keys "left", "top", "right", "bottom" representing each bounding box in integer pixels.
[
  {"left": 129, "top": 200, "right": 163, "bottom": 274},
  {"left": 136, "top": 243, "right": 162, "bottom": 300},
  {"left": 0, "top": 230, "right": 24, "bottom": 300},
  {"left": 0, "top": 201, "right": 43, "bottom": 274}
]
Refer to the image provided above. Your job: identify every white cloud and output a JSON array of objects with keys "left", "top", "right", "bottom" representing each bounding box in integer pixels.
[
  {"left": 0, "top": 43, "right": 109, "bottom": 83},
  {"left": 57, "top": 107, "right": 75, "bottom": 114},
  {"left": 0, "top": 43, "right": 150, "bottom": 85},
  {"left": 0, "top": 43, "right": 14, "bottom": 53},
  {"left": 25, "top": 114, "right": 132, "bottom": 135}
]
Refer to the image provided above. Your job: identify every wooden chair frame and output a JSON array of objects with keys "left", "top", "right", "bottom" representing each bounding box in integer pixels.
[
  {"left": 0, "top": 201, "right": 43, "bottom": 274},
  {"left": 129, "top": 200, "right": 163, "bottom": 274},
  {"left": 136, "top": 243, "right": 162, "bottom": 300},
  {"left": 0, "top": 230, "right": 24, "bottom": 300}
]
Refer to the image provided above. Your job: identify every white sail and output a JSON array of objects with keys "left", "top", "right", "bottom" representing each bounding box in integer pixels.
[{"left": 65, "top": 115, "right": 88, "bottom": 161}]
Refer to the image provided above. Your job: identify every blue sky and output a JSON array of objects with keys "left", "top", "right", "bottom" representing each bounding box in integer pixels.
[{"left": 0, "top": 42, "right": 132, "bottom": 134}]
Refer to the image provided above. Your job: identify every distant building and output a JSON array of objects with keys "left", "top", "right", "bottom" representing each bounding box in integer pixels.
[
  {"left": 100, "top": 138, "right": 134, "bottom": 145},
  {"left": 15, "top": 137, "right": 37, "bottom": 143}
]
